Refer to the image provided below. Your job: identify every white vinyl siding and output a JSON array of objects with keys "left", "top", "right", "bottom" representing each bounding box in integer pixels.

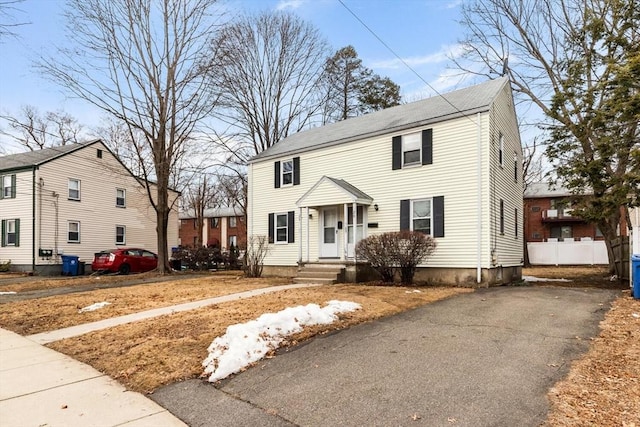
[{"left": 0, "top": 169, "right": 32, "bottom": 265}]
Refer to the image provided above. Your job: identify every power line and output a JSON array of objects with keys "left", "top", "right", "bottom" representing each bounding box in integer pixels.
[{"left": 337, "top": 0, "right": 478, "bottom": 126}]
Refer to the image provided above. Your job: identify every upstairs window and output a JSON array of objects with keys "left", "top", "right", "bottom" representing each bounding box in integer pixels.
[
  {"left": 210, "top": 217, "right": 219, "bottom": 228},
  {"left": 229, "top": 217, "right": 237, "bottom": 227},
  {"left": 498, "top": 133, "right": 504, "bottom": 167},
  {"left": 1, "top": 175, "right": 16, "bottom": 199},
  {"left": 392, "top": 129, "right": 432, "bottom": 170},
  {"left": 97, "top": 149, "right": 103, "bottom": 158},
  {"left": 274, "top": 157, "right": 300, "bottom": 188},
  {"left": 68, "top": 179, "right": 81, "bottom": 201},
  {"left": 116, "top": 188, "right": 126, "bottom": 207},
  {"left": 513, "top": 152, "right": 518, "bottom": 182},
  {"left": 1, "top": 219, "right": 19, "bottom": 246}
]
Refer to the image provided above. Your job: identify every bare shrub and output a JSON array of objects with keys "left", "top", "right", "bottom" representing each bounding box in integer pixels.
[
  {"left": 244, "top": 235, "right": 270, "bottom": 278},
  {"left": 356, "top": 231, "right": 437, "bottom": 285}
]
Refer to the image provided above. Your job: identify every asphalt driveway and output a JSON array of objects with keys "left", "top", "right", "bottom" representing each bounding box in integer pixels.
[{"left": 152, "top": 286, "right": 619, "bottom": 426}]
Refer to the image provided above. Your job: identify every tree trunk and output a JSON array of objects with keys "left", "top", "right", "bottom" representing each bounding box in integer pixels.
[
  {"left": 598, "top": 218, "right": 621, "bottom": 276},
  {"left": 155, "top": 166, "right": 172, "bottom": 274}
]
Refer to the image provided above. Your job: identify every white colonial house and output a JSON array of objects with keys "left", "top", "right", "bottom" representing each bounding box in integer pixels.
[
  {"left": 0, "top": 140, "right": 179, "bottom": 274},
  {"left": 247, "top": 77, "right": 524, "bottom": 286}
]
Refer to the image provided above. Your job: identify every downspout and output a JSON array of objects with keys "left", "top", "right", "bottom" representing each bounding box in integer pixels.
[
  {"left": 298, "top": 207, "right": 302, "bottom": 265},
  {"left": 476, "top": 113, "right": 482, "bottom": 284},
  {"left": 31, "top": 167, "right": 36, "bottom": 272}
]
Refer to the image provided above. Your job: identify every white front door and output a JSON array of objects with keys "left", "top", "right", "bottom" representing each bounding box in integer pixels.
[{"left": 320, "top": 207, "right": 339, "bottom": 258}]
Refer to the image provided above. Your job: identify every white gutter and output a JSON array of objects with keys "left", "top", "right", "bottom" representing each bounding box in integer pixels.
[{"left": 476, "top": 112, "right": 482, "bottom": 284}]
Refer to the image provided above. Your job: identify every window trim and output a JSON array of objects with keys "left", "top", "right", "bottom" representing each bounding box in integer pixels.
[
  {"left": 410, "top": 198, "right": 433, "bottom": 236},
  {"left": 116, "top": 188, "right": 126, "bottom": 208},
  {"left": 281, "top": 159, "right": 294, "bottom": 187},
  {"left": 68, "top": 220, "right": 81, "bottom": 243},
  {"left": 229, "top": 216, "right": 237, "bottom": 228},
  {"left": 1, "top": 174, "right": 16, "bottom": 199},
  {"left": 2, "top": 219, "right": 19, "bottom": 246},
  {"left": 513, "top": 152, "right": 518, "bottom": 182},
  {"left": 68, "top": 178, "right": 81, "bottom": 201},
  {"left": 210, "top": 217, "right": 219, "bottom": 228},
  {"left": 275, "top": 212, "right": 289, "bottom": 244},
  {"left": 115, "top": 225, "right": 126, "bottom": 245},
  {"left": 402, "top": 132, "right": 422, "bottom": 168},
  {"left": 498, "top": 133, "right": 504, "bottom": 167}
]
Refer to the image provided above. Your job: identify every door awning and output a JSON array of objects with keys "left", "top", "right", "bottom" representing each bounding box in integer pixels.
[{"left": 296, "top": 176, "right": 373, "bottom": 208}]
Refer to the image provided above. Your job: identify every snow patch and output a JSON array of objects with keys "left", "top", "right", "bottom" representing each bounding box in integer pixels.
[
  {"left": 79, "top": 302, "right": 111, "bottom": 313},
  {"left": 203, "top": 300, "right": 361, "bottom": 382},
  {"left": 0, "top": 291, "right": 17, "bottom": 295},
  {"left": 405, "top": 290, "right": 422, "bottom": 294},
  {"left": 523, "top": 276, "right": 571, "bottom": 283}
]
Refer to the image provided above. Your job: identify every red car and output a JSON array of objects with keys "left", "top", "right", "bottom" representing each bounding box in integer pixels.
[{"left": 91, "top": 248, "right": 158, "bottom": 274}]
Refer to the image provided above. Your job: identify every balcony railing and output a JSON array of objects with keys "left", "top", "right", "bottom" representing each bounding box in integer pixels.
[{"left": 542, "top": 208, "right": 582, "bottom": 222}]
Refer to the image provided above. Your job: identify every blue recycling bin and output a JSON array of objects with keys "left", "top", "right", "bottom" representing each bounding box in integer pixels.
[
  {"left": 632, "top": 254, "right": 640, "bottom": 299},
  {"left": 61, "top": 255, "right": 79, "bottom": 276}
]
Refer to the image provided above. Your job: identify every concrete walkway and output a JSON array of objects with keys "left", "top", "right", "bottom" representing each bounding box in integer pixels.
[
  {"left": 0, "top": 328, "right": 186, "bottom": 427},
  {"left": 1, "top": 282, "right": 323, "bottom": 426},
  {"left": 28, "top": 283, "right": 323, "bottom": 344}
]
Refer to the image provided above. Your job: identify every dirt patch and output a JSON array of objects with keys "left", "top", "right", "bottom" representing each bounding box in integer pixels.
[
  {"left": 47, "top": 285, "right": 471, "bottom": 394},
  {"left": 0, "top": 275, "right": 290, "bottom": 335},
  {"left": 545, "top": 293, "right": 640, "bottom": 426},
  {"left": 523, "top": 266, "right": 626, "bottom": 289}
]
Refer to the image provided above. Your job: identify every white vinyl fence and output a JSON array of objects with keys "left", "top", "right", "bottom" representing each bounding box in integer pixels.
[{"left": 527, "top": 239, "right": 609, "bottom": 265}]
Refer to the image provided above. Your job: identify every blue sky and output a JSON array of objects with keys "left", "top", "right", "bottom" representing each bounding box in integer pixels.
[{"left": 0, "top": 0, "right": 471, "bottom": 152}]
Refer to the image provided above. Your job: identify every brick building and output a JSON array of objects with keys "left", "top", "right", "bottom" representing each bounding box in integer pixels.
[{"left": 179, "top": 207, "right": 246, "bottom": 249}]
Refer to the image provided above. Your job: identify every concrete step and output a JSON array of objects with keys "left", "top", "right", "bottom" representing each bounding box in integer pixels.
[{"left": 296, "top": 270, "right": 342, "bottom": 279}]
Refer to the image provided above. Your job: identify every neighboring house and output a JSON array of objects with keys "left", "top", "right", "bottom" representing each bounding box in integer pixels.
[
  {"left": 247, "top": 77, "right": 523, "bottom": 286},
  {"left": 179, "top": 206, "right": 246, "bottom": 249},
  {"left": 0, "top": 140, "right": 180, "bottom": 274},
  {"left": 524, "top": 182, "right": 628, "bottom": 265}
]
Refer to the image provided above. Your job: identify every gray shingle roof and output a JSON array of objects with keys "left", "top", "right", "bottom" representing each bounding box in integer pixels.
[
  {"left": 524, "top": 182, "right": 593, "bottom": 198},
  {"left": 0, "top": 140, "right": 100, "bottom": 172},
  {"left": 180, "top": 206, "right": 243, "bottom": 220},
  {"left": 250, "top": 77, "right": 509, "bottom": 162}
]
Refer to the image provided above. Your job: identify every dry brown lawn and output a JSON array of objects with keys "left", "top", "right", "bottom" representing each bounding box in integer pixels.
[
  {"left": 523, "top": 266, "right": 627, "bottom": 289},
  {"left": 545, "top": 293, "right": 640, "bottom": 426},
  {"left": 0, "top": 275, "right": 289, "bottom": 335},
  {"left": 46, "top": 285, "right": 471, "bottom": 394}
]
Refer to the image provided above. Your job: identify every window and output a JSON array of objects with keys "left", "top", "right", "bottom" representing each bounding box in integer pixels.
[
  {"left": 551, "top": 225, "right": 573, "bottom": 241},
  {"left": 116, "top": 188, "right": 126, "bottom": 207},
  {"left": 210, "top": 217, "right": 219, "bottom": 228},
  {"left": 498, "top": 133, "right": 504, "bottom": 167},
  {"left": 268, "top": 211, "right": 295, "bottom": 244},
  {"left": 282, "top": 160, "right": 294, "bottom": 186},
  {"left": 1, "top": 175, "right": 16, "bottom": 199},
  {"left": 68, "top": 179, "right": 80, "bottom": 200},
  {"left": 515, "top": 208, "right": 518, "bottom": 238},
  {"left": 402, "top": 132, "right": 421, "bottom": 166},
  {"left": 274, "top": 157, "right": 300, "bottom": 188},
  {"left": 68, "top": 221, "right": 80, "bottom": 243},
  {"left": 531, "top": 206, "right": 541, "bottom": 212},
  {"left": 229, "top": 217, "right": 237, "bottom": 228},
  {"left": 513, "top": 152, "right": 518, "bottom": 182},
  {"left": 97, "top": 149, "right": 103, "bottom": 158},
  {"left": 499, "top": 199, "right": 505, "bottom": 234},
  {"left": 1, "top": 219, "right": 19, "bottom": 247},
  {"left": 411, "top": 199, "right": 432, "bottom": 235},
  {"left": 116, "top": 225, "right": 126, "bottom": 245},
  {"left": 229, "top": 235, "right": 237, "bottom": 247}
]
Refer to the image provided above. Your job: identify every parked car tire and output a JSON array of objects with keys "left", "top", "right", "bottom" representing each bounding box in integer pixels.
[{"left": 118, "top": 263, "right": 131, "bottom": 275}]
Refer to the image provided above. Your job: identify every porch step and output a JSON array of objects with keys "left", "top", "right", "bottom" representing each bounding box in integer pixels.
[{"left": 293, "top": 263, "right": 346, "bottom": 285}]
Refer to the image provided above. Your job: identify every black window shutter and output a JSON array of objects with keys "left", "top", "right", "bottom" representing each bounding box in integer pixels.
[
  {"left": 293, "top": 157, "right": 300, "bottom": 185},
  {"left": 287, "top": 211, "right": 295, "bottom": 243},
  {"left": 0, "top": 176, "right": 3, "bottom": 200},
  {"left": 11, "top": 175, "right": 16, "bottom": 198},
  {"left": 14, "top": 219, "right": 20, "bottom": 247},
  {"left": 268, "top": 213, "right": 274, "bottom": 243},
  {"left": 392, "top": 136, "right": 402, "bottom": 170},
  {"left": 1, "top": 220, "right": 5, "bottom": 246},
  {"left": 422, "top": 129, "right": 433, "bottom": 165},
  {"left": 400, "top": 199, "right": 410, "bottom": 230},
  {"left": 274, "top": 162, "right": 281, "bottom": 188},
  {"left": 433, "top": 196, "right": 444, "bottom": 238}
]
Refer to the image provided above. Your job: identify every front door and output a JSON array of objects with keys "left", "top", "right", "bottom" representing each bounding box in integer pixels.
[{"left": 320, "top": 207, "right": 339, "bottom": 258}]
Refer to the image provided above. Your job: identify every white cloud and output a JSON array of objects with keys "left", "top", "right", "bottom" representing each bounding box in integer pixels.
[
  {"left": 443, "top": 0, "right": 463, "bottom": 9},
  {"left": 372, "top": 44, "right": 467, "bottom": 70},
  {"left": 276, "top": 0, "right": 306, "bottom": 10}
]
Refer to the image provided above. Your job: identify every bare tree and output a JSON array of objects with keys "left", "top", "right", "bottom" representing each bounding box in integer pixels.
[
  {"left": 0, "top": 0, "right": 28, "bottom": 41},
  {"left": 38, "top": 0, "right": 223, "bottom": 273},
  {"left": 206, "top": 11, "right": 329, "bottom": 162},
  {"left": 454, "top": 0, "right": 640, "bottom": 274},
  {"left": 0, "top": 105, "right": 84, "bottom": 150}
]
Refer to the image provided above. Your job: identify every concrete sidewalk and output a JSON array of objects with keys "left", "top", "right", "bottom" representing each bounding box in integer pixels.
[{"left": 0, "top": 328, "right": 186, "bottom": 427}]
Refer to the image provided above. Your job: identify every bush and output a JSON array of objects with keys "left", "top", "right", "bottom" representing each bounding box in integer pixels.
[
  {"left": 356, "top": 231, "right": 437, "bottom": 285},
  {"left": 0, "top": 260, "right": 11, "bottom": 272},
  {"left": 244, "top": 235, "right": 270, "bottom": 278},
  {"left": 172, "top": 246, "right": 223, "bottom": 271}
]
